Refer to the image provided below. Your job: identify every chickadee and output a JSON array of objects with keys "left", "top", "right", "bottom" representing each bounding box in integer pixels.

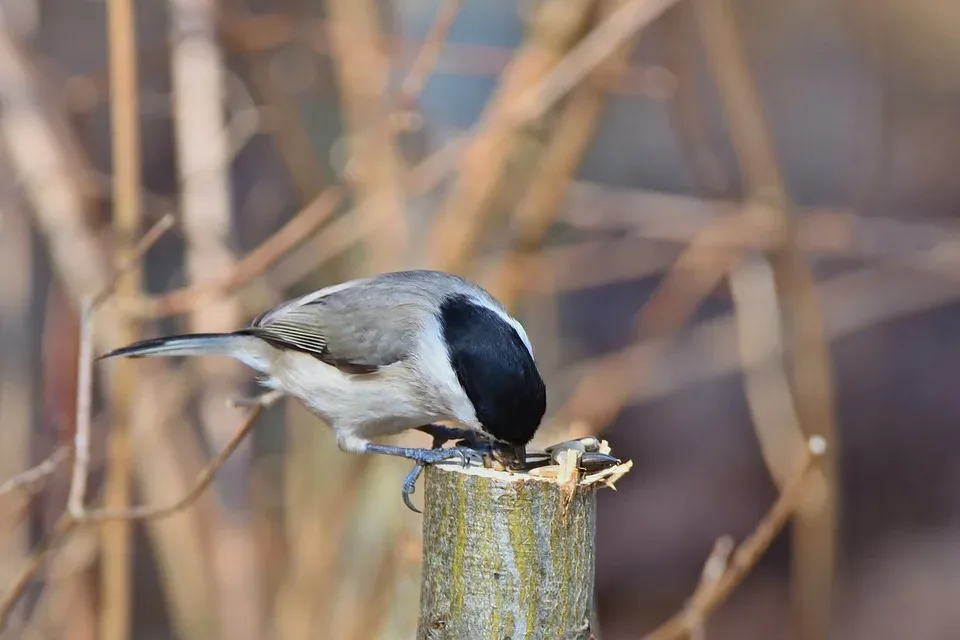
[{"left": 97, "top": 270, "right": 548, "bottom": 509}]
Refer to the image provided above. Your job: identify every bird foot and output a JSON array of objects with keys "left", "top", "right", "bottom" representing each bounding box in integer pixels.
[{"left": 364, "top": 444, "right": 482, "bottom": 515}]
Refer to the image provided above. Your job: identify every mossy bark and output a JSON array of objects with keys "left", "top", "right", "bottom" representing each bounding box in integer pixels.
[{"left": 416, "top": 465, "right": 597, "bottom": 640}]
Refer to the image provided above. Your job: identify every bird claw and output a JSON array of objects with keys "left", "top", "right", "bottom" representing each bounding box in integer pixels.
[
  {"left": 402, "top": 463, "right": 426, "bottom": 514},
  {"left": 398, "top": 448, "right": 482, "bottom": 514},
  {"left": 363, "top": 442, "right": 484, "bottom": 514}
]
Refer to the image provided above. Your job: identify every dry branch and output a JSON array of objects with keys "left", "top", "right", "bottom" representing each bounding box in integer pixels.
[
  {"left": 417, "top": 450, "right": 631, "bottom": 640},
  {"left": 509, "top": 0, "right": 683, "bottom": 124},
  {"left": 119, "top": 185, "right": 345, "bottom": 318},
  {"left": 218, "top": 13, "right": 674, "bottom": 100},
  {"left": 100, "top": 0, "right": 144, "bottom": 632},
  {"left": 484, "top": 0, "right": 642, "bottom": 307},
  {"left": 559, "top": 260, "right": 960, "bottom": 432},
  {"left": 691, "top": 1, "right": 839, "bottom": 637},
  {"left": 169, "top": 0, "right": 261, "bottom": 634},
  {"left": 644, "top": 441, "right": 823, "bottom": 639},
  {"left": 0, "top": 448, "right": 71, "bottom": 502},
  {"left": 425, "top": 0, "right": 597, "bottom": 274},
  {"left": 325, "top": 0, "right": 407, "bottom": 271}
]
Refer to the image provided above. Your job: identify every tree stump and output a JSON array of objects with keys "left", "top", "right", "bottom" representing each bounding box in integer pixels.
[{"left": 417, "top": 446, "right": 631, "bottom": 640}]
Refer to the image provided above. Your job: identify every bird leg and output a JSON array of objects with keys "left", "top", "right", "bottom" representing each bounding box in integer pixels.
[
  {"left": 400, "top": 424, "right": 493, "bottom": 514},
  {"left": 415, "top": 424, "right": 491, "bottom": 451},
  {"left": 366, "top": 443, "right": 483, "bottom": 512}
]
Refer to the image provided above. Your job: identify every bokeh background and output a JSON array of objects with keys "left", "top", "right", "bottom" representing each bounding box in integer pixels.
[{"left": 2, "top": 0, "right": 960, "bottom": 638}]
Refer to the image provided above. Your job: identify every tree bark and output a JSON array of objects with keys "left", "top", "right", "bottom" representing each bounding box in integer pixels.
[{"left": 417, "top": 461, "right": 612, "bottom": 640}]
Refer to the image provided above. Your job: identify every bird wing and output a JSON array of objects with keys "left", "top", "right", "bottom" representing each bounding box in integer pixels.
[{"left": 242, "top": 277, "right": 426, "bottom": 374}]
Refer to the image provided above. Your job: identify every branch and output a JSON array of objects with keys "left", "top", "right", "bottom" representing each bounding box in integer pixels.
[
  {"left": 118, "top": 185, "right": 345, "bottom": 318},
  {"left": 425, "top": 0, "right": 598, "bottom": 273},
  {"left": 644, "top": 440, "right": 825, "bottom": 639},
  {"left": 0, "top": 447, "right": 72, "bottom": 501},
  {"left": 483, "top": 0, "right": 642, "bottom": 308},
  {"left": 509, "top": 0, "right": 683, "bottom": 124},
  {"left": 691, "top": 1, "right": 840, "bottom": 637},
  {"left": 71, "top": 399, "right": 275, "bottom": 523},
  {"left": 100, "top": 0, "right": 144, "bottom": 630}
]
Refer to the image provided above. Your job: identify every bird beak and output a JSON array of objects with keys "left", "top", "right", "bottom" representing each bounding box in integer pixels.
[{"left": 491, "top": 444, "right": 528, "bottom": 471}]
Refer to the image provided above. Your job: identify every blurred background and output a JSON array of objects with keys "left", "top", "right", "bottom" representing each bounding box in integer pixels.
[{"left": 2, "top": 0, "right": 960, "bottom": 638}]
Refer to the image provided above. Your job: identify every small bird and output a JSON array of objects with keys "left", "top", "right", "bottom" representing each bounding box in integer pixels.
[{"left": 97, "top": 270, "right": 548, "bottom": 509}]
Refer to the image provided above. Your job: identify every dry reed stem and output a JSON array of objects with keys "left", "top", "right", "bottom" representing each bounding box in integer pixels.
[
  {"left": 551, "top": 208, "right": 766, "bottom": 435},
  {"left": 100, "top": 0, "right": 143, "bottom": 631},
  {"left": 398, "top": 0, "right": 463, "bottom": 102},
  {"left": 558, "top": 258, "right": 960, "bottom": 438},
  {"left": 349, "top": 0, "right": 462, "bottom": 174},
  {"left": 275, "top": 452, "right": 371, "bottom": 640},
  {"left": 633, "top": 208, "right": 769, "bottom": 338},
  {"left": 558, "top": 182, "right": 960, "bottom": 279},
  {"left": 218, "top": 14, "right": 674, "bottom": 100},
  {"left": 425, "top": 0, "right": 597, "bottom": 274},
  {"left": 661, "top": 3, "right": 730, "bottom": 197},
  {"left": 169, "top": 0, "right": 261, "bottom": 635},
  {"left": 508, "top": 0, "right": 682, "bottom": 124},
  {"left": 131, "top": 370, "right": 221, "bottom": 640},
  {"left": 0, "top": 515, "right": 77, "bottom": 632},
  {"left": 0, "top": 186, "right": 37, "bottom": 598},
  {"left": 325, "top": 0, "right": 407, "bottom": 271},
  {"left": 691, "top": 1, "right": 839, "bottom": 637},
  {"left": 349, "top": 535, "right": 403, "bottom": 640},
  {"left": 644, "top": 442, "right": 823, "bottom": 640},
  {"left": 241, "top": 40, "right": 328, "bottom": 203},
  {"left": 120, "top": 185, "right": 344, "bottom": 318},
  {"left": 484, "top": 0, "right": 641, "bottom": 307},
  {"left": 73, "top": 401, "right": 274, "bottom": 523},
  {"left": 68, "top": 214, "right": 176, "bottom": 519},
  {"left": 729, "top": 258, "right": 809, "bottom": 486},
  {"left": 0, "top": 18, "right": 117, "bottom": 353},
  {"left": 0, "top": 447, "right": 72, "bottom": 503}
]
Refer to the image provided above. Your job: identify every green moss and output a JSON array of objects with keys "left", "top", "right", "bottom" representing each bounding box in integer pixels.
[{"left": 450, "top": 473, "right": 469, "bottom": 613}]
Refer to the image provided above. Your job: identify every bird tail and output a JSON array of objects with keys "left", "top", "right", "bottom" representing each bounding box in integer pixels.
[{"left": 97, "top": 332, "right": 268, "bottom": 369}]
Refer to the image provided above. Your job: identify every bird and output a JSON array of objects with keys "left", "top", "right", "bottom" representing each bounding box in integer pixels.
[{"left": 97, "top": 269, "right": 548, "bottom": 510}]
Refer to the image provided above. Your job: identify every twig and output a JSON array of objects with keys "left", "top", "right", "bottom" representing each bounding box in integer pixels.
[
  {"left": 425, "top": 0, "right": 597, "bottom": 274},
  {"left": 691, "top": 1, "right": 839, "bottom": 637},
  {"left": 0, "top": 213, "right": 173, "bottom": 631},
  {"left": 96, "top": 213, "right": 176, "bottom": 305},
  {"left": 484, "top": 0, "right": 641, "bottom": 307},
  {"left": 729, "top": 257, "right": 808, "bottom": 487},
  {"left": 119, "top": 185, "right": 344, "bottom": 318},
  {"left": 69, "top": 213, "right": 176, "bottom": 519},
  {"left": 218, "top": 14, "right": 674, "bottom": 100},
  {"left": 343, "top": 0, "right": 462, "bottom": 183},
  {"left": 101, "top": 0, "right": 144, "bottom": 630},
  {"left": 509, "top": 0, "right": 684, "bottom": 124},
  {"left": 398, "top": 0, "right": 463, "bottom": 102},
  {"left": 556, "top": 259, "right": 960, "bottom": 441},
  {"left": 552, "top": 208, "right": 764, "bottom": 434},
  {"left": 170, "top": 0, "right": 262, "bottom": 634},
  {"left": 325, "top": 0, "right": 407, "bottom": 270},
  {"left": 0, "top": 516, "right": 77, "bottom": 632},
  {"left": 0, "top": 447, "right": 72, "bottom": 500},
  {"left": 644, "top": 444, "right": 822, "bottom": 640},
  {"left": 72, "top": 400, "right": 274, "bottom": 522}
]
